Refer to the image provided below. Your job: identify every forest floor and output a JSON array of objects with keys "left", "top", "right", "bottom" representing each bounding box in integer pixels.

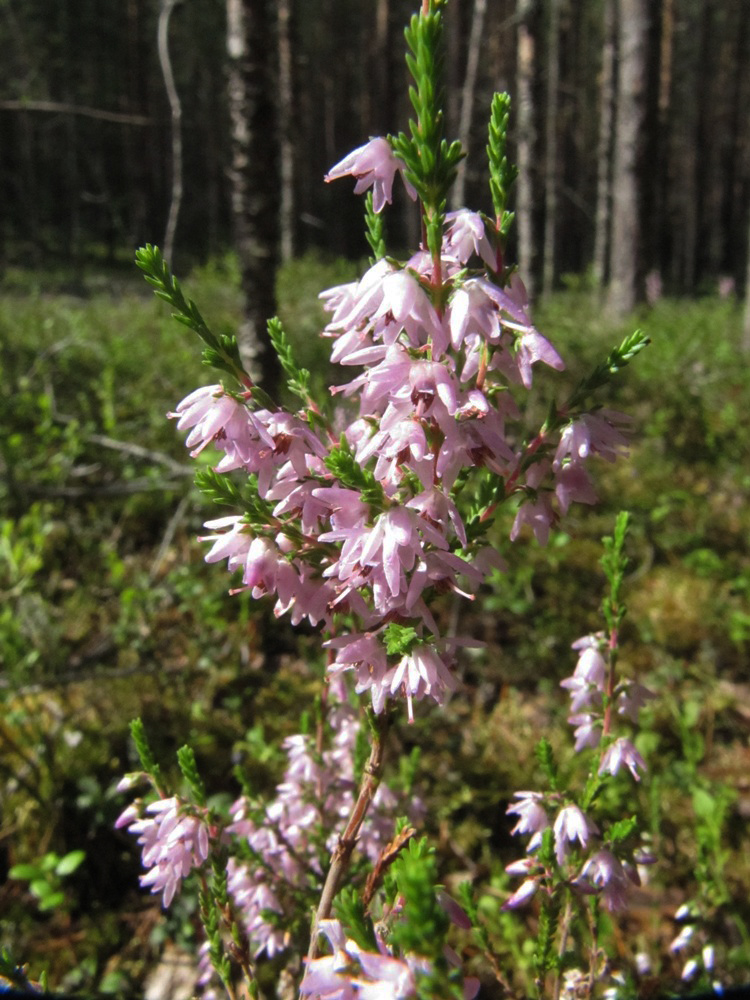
[{"left": 1, "top": 255, "right": 749, "bottom": 997}]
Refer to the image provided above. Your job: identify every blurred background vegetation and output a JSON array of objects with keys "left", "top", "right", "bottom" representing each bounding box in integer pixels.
[
  {"left": 1, "top": 0, "right": 750, "bottom": 995},
  {"left": 1, "top": 255, "right": 749, "bottom": 995}
]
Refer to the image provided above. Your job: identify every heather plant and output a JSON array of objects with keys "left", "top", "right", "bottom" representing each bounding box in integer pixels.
[{"left": 113, "top": 2, "right": 658, "bottom": 997}]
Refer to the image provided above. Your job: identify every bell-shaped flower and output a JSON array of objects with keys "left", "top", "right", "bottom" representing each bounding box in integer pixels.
[
  {"left": 553, "top": 804, "right": 598, "bottom": 866},
  {"left": 443, "top": 210, "right": 497, "bottom": 269},
  {"left": 325, "top": 137, "right": 416, "bottom": 213},
  {"left": 598, "top": 737, "right": 647, "bottom": 782}
]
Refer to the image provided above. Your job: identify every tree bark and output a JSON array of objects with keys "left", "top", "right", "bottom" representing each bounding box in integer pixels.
[
  {"left": 541, "top": 0, "right": 560, "bottom": 296},
  {"left": 452, "top": 0, "right": 487, "bottom": 210},
  {"left": 593, "top": 0, "right": 615, "bottom": 288},
  {"left": 226, "top": 0, "right": 281, "bottom": 394},
  {"left": 606, "top": 0, "right": 648, "bottom": 316},
  {"left": 744, "top": 210, "right": 750, "bottom": 352},
  {"left": 277, "top": 0, "right": 294, "bottom": 262},
  {"left": 516, "top": 0, "right": 536, "bottom": 298}
]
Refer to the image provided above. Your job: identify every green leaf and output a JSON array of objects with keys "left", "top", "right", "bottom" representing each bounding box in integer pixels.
[
  {"left": 177, "top": 744, "right": 207, "bottom": 807},
  {"left": 692, "top": 787, "right": 716, "bottom": 820},
  {"left": 8, "top": 863, "right": 41, "bottom": 881},
  {"left": 267, "top": 316, "right": 312, "bottom": 404},
  {"left": 130, "top": 717, "right": 164, "bottom": 789},
  {"left": 608, "top": 816, "right": 638, "bottom": 844},
  {"left": 384, "top": 623, "right": 420, "bottom": 656},
  {"left": 55, "top": 850, "right": 86, "bottom": 877},
  {"left": 38, "top": 891, "right": 65, "bottom": 912},
  {"left": 334, "top": 888, "right": 378, "bottom": 951},
  {"left": 29, "top": 878, "right": 53, "bottom": 900},
  {"left": 324, "top": 436, "right": 385, "bottom": 510}
]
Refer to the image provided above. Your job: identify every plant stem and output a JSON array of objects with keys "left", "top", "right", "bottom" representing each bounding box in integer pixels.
[{"left": 305, "top": 711, "right": 391, "bottom": 962}]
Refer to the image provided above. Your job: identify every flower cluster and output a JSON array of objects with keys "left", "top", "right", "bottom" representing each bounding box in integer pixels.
[
  {"left": 219, "top": 691, "right": 406, "bottom": 960},
  {"left": 503, "top": 633, "right": 654, "bottom": 915},
  {"left": 168, "top": 136, "right": 629, "bottom": 724},
  {"left": 669, "top": 904, "right": 721, "bottom": 989},
  {"left": 300, "top": 916, "right": 479, "bottom": 1000},
  {"left": 115, "top": 795, "right": 212, "bottom": 907}
]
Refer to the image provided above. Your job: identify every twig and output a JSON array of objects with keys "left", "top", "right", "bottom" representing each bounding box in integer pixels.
[
  {"left": 0, "top": 99, "right": 150, "bottom": 126},
  {"left": 158, "top": 0, "right": 183, "bottom": 262},
  {"left": 149, "top": 492, "right": 192, "bottom": 580},
  {"left": 306, "top": 711, "right": 391, "bottom": 963},
  {"left": 25, "top": 477, "right": 188, "bottom": 498},
  {"left": 83, "top": 430, "right": 190, "bottom": 476}
]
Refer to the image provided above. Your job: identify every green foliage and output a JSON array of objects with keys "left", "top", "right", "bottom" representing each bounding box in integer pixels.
[
  {"left": 2, "top": 260, "right": 750, "bottom": 993},
  {"left": 177, "top": 744, "right": 206, "bottom": 807},
  {"left": 130, "top": 717, "right": 164, "bottom": 791},
  {"left": 135, "top": 245, "right": 253, "bottom": 393},
  {"left": 391, "top": 4, "right": 464, "bottom": 259},
  {"left": 267, "top": 316, "right": 312, "bottom": 405},
  {"left": 388, "top": 839, "right": 449, "bottom": 960},
  {"left": 563, "top": 329, "right": 650, "bottom": 418},
  {"left": 384, "top": 623, "right": 421, "bottom": 656},
  {"left": 601, "top": 511, "right": 630, "bottom": 632},
  {"left": 334, "top": 887, "right": 378, "bottom": 951},
  {"left": 364, "top": 191, "right": 387, "bottom": 262},
  {"left": 534, "top": 737, "right": 559, "bottom": 792},
  {"left": 487, "top": 92, "right": 518, "bottom": 236},
  {"left": 9, "top": 849, "right": 85, "bottom": 914},
  {"left": 324, "top": 435, "right": 385, "bottom": 510}
]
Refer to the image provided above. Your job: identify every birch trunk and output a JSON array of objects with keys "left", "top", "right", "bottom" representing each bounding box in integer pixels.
[
  {"left": 607, "top": 0, "right": 648, "bottom": 316},
  {"left": 593, "top": 0, "right": 615, "bottom": 288},
  {"left": 516, "top": 0, "right": 536, "bottom": 298},
  {"left": 452, "top": 0, "right": 487, "bottom": 210},
  {"left": 541, "top": 0, "right": 560, "bottom": 296},
  {"left": 226, "top": 0, "right": 281, "bottom": 393}
]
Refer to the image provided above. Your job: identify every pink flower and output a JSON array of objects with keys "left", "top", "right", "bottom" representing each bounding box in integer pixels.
[
  {"left": 553, "top": 410, "right": 631, "bottom": 468},
  {"left": 567, "top": 713, "right": 601, "bottom": 751},
  {"left": 507, "top": 791, "right": 549, "bottom": 841},
  {"left": 325, "top": 138, "right": 416, "bottom": 213},
  {"left": 578, "top": 849, "right": 630, "bottom": 911},
  {"left": 326, "top": 632, "right": 390, "bottom": 712},
  {"left": 388, "top": 643, "right": 458, "bottom": 721},
  {"left": 443, "top": 210, "right": 497, "bottom": 269},
  {"left": 553, "top": 804, "right": 597, "bottom": 866},
  {"left": 598, "top": 738, "right": 647, "bottom": 781},
  {"left": 502, "top": 876, "right": 540, "bottom": 910},
  {"left": 116, "top": 796, "right": 210, "bottom": 907}
]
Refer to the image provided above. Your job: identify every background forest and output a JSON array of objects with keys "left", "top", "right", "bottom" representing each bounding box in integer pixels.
[
  {"left": 2, "top": 0, "right": 749, "bottom": 302},
  {"left": 1, "top": 0, "right": 750, "bottom": 998}
]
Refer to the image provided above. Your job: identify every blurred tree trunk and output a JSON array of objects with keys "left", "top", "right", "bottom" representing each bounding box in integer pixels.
[
  {"left": 277, "top": 0, "right": 294, "bottom": 262},
  {"left": 607, "top": 0, "right": 648, "bottom": 316},
  {"left": 368, "top": 0, "right": 393, "bottom": 136},
  {"left": 744, "top": 210, "right": 750, "bottom": 351},
  {"left": 593, "top": 0, "right": 615, "bottom": 287},
  {"left": 452, "top": 0, "right": 487, "bottom": 210},
  {"left": 226, "top": 0, "right": 281, "bottom": 394},
  {"left": 516, "top": 0, "right": 536, "bottom": 297},
  {"left": 541, "top": 0, "right": 560, "bottom": 296}
]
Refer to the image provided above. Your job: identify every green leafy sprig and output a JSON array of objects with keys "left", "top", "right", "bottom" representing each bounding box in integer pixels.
[
  {"left": 135, "top": 245, "right": 275, "bottom": 411},
  {"left": 391, "top": 4, "right": 464, "bottom": 261},
  {"left": 365, "top": 191, "right": 387, "bottom": 262},
  {"left": 130, "top": 717, "right": 167, "bottom": 795},
  {"left": 600, "top": 510, "right": 630, "bottom": 633},
  {"left": 387, "top": 838, "right": 449, "bottom": 961},
  {"left": 487, "top": 92, "right": 518, "bottom": 239},
  {"left": 566, "top": 330, "right": 650, "bottom": 414},
  {"left": 267, "top": 316, "right": 312, "bottom": 404},
  {"left": 324, "top": 436, "right": 385, "bottom": 511},
  {"left": 177, "top": 744, "right": 207, "bottom": 808}
]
